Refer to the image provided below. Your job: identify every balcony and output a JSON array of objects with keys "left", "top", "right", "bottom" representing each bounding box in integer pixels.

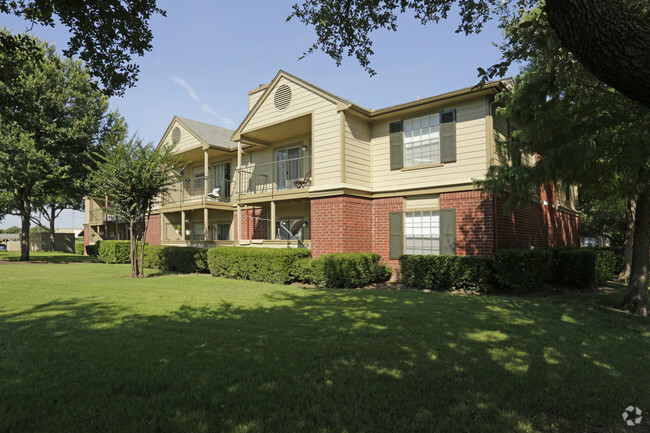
[
  {"left": 161, "top": 176, "right": 232, "bottom": 208},
  {"left": 88, "top": 209, "right": 106, "bottom": 224},
  {"left": 236, "top": 156, "right": 312, "bottom": 196}
]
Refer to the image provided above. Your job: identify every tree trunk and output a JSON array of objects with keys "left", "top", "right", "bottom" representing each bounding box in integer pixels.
[
  {"left": 138, "top": 210, "right": 150, "bottom": 278},
  {"left": 20, "top": 199, "right": 30, "bottom": 261},
  {"left": 129, "top": 221, "right": 138, "bottom": 278},
  {"left": 621, "top": 186, "right": 649, "bottom": 316},
  {"left": 618, "top": 199, "right": 636, "bottom": 283},
  {"left": 48, "top": 205, "right": 56, "bottom": 252},
  {"left": 545, "top": 0, "right": 650, "bottom": 107}
]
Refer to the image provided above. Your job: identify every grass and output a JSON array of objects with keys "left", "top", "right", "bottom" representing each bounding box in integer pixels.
[
  {"left": 0, "top": 250, "right": 98, "bottom": 263},
  {"left": 0, "top": 258, "right": 648, "bottom": 433}
]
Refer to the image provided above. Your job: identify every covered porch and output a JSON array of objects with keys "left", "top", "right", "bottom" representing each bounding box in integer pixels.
[
  {"left": 161, "top": 209, "right": 234, "bottom": 245},
  {"left": 236, "top": 198, "right": 311, "bottom": 249}
]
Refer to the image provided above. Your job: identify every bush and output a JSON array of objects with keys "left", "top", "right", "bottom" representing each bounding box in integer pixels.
[
  {"left": 85, "top": 243, "right": 99, "bottom": 257},
  {"left": 143, "top": 245, "right": 208, "bottom": 273},
  {"left": 555, "top": 248, "right": 617, "bottom": 288},
  {"left": 207, "top": 247, "right": 311, "bottom": 284},
  {"left": 400, "top": 255, "right": 494, "bottom": 292},
  {"left": 97, "top": 240, "right": 131, "bottom": 264},
  {"left": 310, "top": 253, "right": 392, "bottom": 288},
  {"left": 75, "top": 243, "right": 84, "bottom": 255},
  {"left": 292, "top": 257, "right": 314, "bottom": 284},
  {"left": 492, "top": 249, "right": 554, "bottom": 292}
]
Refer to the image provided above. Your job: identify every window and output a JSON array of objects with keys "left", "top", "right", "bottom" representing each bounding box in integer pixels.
[
  {"left": 276, "top": 218, "right": 306, "bottom": 240},
  {"left": 275, "top": 145, "right": 302, "bottom": 190},
  {"left": 404, "top": 210, "right": 440, "bottom": 255},
  {"left": 192, "top": 223, "right": 204, "bottom": 241},
  {"left": 403, "top": 114, "right": 440, "bottom": 167},
  {"left": 211, "top": 223, "right": 231, "bottom": 240},
  {"left": 390, "top": 110, "right": 456, "bottom": 170},
  {"left": 192, "top": 167, "right": 204, "bottom": 190},
  {"left": 210, "top": 162, "right": 231, "bottom": 201}
]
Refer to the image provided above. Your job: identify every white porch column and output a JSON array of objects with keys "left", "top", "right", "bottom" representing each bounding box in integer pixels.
[
  {"left": 204, "top": 208, "right": 209, "bottom": 241},
  {"left": 181, "top": 210, "right": 186, "bottom": 241},
  {"left": 270, "top": 201, "right": 276, "bottom": 240},
  {"left": 204, "top": 148, "right": 209, "bottom": 198}
]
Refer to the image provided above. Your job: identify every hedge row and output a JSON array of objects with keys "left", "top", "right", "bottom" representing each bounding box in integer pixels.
[
  {"left": 400, "top": 247, "right": 619, "bottom": 293},
  {"left": 143, "top": 245, "right": 208, "bottom": 274},
  {"left": 207, "top": 247, "right": 311, "bottom": 284},
  {"left": 75, "top": 243, "right": 84, "bottom": 255},
  {"left": 299, "top": 253, "right": 392, "bottom": 288},
  {"left": 97, "top": 240, "right": 131, "bottom": 264},
  {"left": 400, "top": 255, "right": 493, "bottom": 292}
]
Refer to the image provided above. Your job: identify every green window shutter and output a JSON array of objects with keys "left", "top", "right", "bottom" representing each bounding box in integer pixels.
[
  {"left": 440, "top": 109, "right": 456, "bottom": 163},
  {"left": 389, "top": 121, "right": 403, "bottom": 170},
  {"left": 389, "top": 212, "right": 403, "bottom": 259},
  {"left": 440, "top": 208, "right": 456, "bottom": 255}
]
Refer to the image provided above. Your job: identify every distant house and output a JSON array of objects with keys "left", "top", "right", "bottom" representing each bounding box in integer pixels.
[{"left": 84, "top": 71, "right": 580, "bottom": 268}]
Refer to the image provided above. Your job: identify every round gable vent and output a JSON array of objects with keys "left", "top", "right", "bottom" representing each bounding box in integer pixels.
[
  {"left": 274, "top": 84, "right": 292, "bottom": 111},
  {"left": 171, "top": 126, "right": 181, "bottom": 144}
]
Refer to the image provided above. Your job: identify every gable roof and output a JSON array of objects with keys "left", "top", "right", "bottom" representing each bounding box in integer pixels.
[
  {"left": 176, "top": 117, "right": 236, "bottom": 150},
  {"left": 231, "top": 70, "right": 512, "bottom": 141},
  {"left": 230, "top": 70, "right": 368, "bottom": 142}
]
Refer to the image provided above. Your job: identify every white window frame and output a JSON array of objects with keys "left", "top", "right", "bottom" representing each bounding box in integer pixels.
[
  {"left": 404, "top": 210, "right": 441, "bottom": 255},
  {"left": 403, "top": 113, "right": 440, "bottom": 168}
]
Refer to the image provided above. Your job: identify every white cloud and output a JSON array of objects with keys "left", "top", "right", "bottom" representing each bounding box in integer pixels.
[{"left": 171, "top": 76, "right": 199, "bottom": 101}]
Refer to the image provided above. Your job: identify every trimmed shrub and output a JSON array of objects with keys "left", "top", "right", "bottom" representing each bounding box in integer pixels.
[
  {"left": 143, "top": 245, "right": 208, "bottom": 273},
  {"left": 492, "top": 249, "right": 554, "bottom": 292},
  {"left": 97, "top": 240, "right": 131, "bottom": 264},
  {"left": 85, "top": 243, "right": 99, "bottom": 257},
  {"left": 310, "top": 253, "right": 392, "bottom": 288},
  {"left": 292, "top": 257, "right": 314, "bottom": 284},
  {"left": 555, "top": 248, "right": 617, "bottom": 288},
  {"left": 400, "top": 255, "right": 494, "bottom": 292},
  {"left": 75, "top": 243, "right": 84, "bottom": 255},
  {"left": 207, "top": 247, "right": 311, "bottom": 284}
]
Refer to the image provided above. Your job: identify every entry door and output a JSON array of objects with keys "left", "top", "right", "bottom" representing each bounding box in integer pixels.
[{"left": 275, "top": 146, "right": 301, "bottom": 190}]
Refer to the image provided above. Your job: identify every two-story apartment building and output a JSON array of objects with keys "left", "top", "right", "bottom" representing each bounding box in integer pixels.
[{"left": 84, "top": 71, "right": 580, "bottom": 267}]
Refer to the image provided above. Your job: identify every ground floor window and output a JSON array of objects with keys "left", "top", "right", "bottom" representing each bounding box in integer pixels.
[
  {"left": 211, "top": 222, "right": 231, "bottom": 240},
  {"left": 192, "top": 223, "right": 204, "bottom": 241},
  {"left": 276, "top": 218, "right": 306, "bottom": 240},
  {"left": 404, "top": 210, "right": 440, "bottom": 255}
]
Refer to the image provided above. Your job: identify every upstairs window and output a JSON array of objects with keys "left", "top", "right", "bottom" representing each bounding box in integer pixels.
[{"left": 403, "top": 114, "right": 440, "bottom": 167}]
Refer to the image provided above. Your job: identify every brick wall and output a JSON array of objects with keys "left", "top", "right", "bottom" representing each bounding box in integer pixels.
[
  {"left": 240, "top": 207, "right": 267, "bottom": 240},
  {"left": 311, "top": 196, "right": 373, "bottom": 257},
  {"left": 496, "top": 185, "right": 580, "bottom": 249},
  {"left": 439, "top": 190, "right": 495, "bottom": 256},
  {"left": 145, "top": 214, "right": 161, "bottom": 245}
]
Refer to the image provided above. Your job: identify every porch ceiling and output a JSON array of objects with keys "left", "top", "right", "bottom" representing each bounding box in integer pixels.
[
  {"left": 240, "top": 114, "right": 311, "bottom": 146},
  {"left": 174, "top": 146, "right": 233, "bottom": 164}
]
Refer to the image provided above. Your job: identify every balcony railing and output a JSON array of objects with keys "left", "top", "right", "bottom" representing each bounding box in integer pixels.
[
  {"left": 236, "top": 156, "right": 312, "bottom": 196},
  {"left": 161, "top": 175, "right": 232, "bottom": 207},
  {"left": 89, "top": 209, "right": 106, "bottom": 223}
]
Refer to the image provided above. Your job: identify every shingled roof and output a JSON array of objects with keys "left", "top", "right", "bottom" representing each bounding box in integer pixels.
[{"left": 176, "top": 117, "right": 236, "bottom": 150}]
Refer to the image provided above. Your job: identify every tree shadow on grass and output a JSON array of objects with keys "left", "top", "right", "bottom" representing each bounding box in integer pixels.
[
  {"left": 0, "top": 289, "right": 648, "bottom": 433},
  {"left": 0, "top": 252, "right": 98, "bottom": 264}
]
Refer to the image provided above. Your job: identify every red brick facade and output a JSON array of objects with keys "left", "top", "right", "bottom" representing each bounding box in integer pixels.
[
  {"left": 311, "top": 196, "right": 374, "bottom": 256},
  {"left": 145, "top": 214, "right": 161, "bottom": 245},
  {"left": 240, "top": 207, "right": 267, "bottom": 240},
  {"left": 440, "top": 190, "right": 495, "bottom": 256},
  {"left": 310, "top": 188, "right": 579, "bottom": 271},
  {"left": 495, "top": 184, "right": 580, "bottom": 249}
]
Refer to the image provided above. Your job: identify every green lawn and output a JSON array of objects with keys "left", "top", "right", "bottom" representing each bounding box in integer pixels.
[
  {"left": 0, "top": 250, "right": 98, "bottom": 263},
  {"left": 0, "top": 256, "right": 648, "bottom": 433}
]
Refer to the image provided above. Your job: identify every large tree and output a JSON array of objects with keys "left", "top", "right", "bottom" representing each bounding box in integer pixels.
[
  {"left": 0, "top": 0, "right": 165, "bottom": 96},
  {"left": 480, "top": 9, "right": 650, "bottom": 315},
  {"left": 0, "top": 30, "right": 112, "bottom": 260},
  {"left": 89, "top": 137, "right": 180, "bottom": 278},
  {"left": 289, "top": 0, "right": 650, "bottom": 106}
]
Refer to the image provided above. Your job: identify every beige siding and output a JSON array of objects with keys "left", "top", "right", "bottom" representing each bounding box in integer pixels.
[
  {"left": 168, "top": 121, "right": 203, "bottom": 154},
  {"left": 249, "top": 89, "right": 265, "bottom": 111},
  {"left": 344, "top": 112, "right": 372, "bottom": 188},
  {"left": 492, "top": 111, "right": 509, "bottom": 166},
  {"left": 371, "top": 98, "right": 489, "bottom": 191},
  {"left": 242, "top": 77, "right": 341, "bottom": 186}
]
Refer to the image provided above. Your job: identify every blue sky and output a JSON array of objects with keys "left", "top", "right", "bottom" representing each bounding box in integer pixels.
[{"left": 1, "top": 0, "right": 516, "bottom": 229}]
